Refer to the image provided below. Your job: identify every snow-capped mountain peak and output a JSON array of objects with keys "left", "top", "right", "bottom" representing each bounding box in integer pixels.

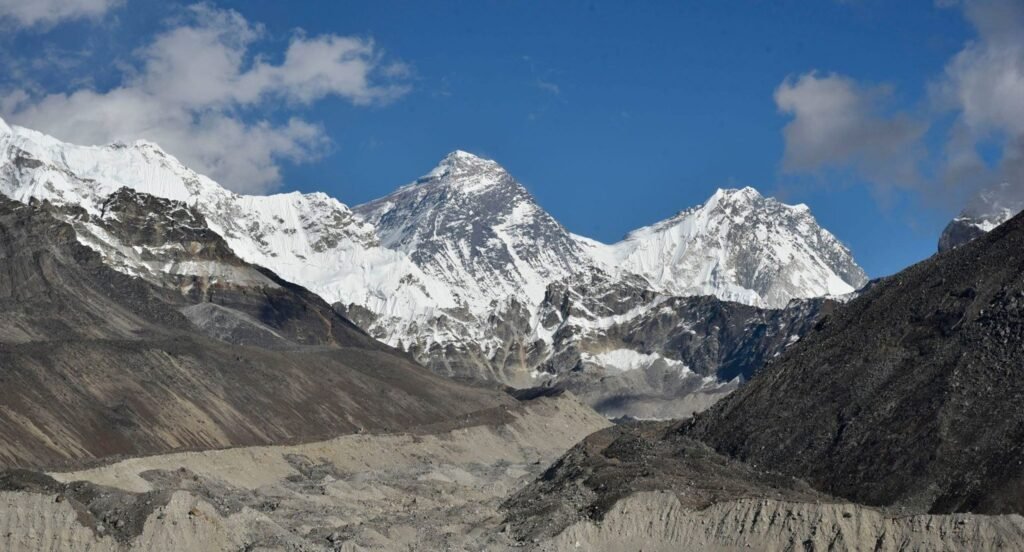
[
  {"left": 355, "top": 151, "right": 591, "bottom": 315},
  {"left": 584, "top": 186, "right": 868, "bottom": 308},
  {"left": 0, "top": 116, "right": 451, "bottom": 326},
  {"left": 432, "top": 149, "right": 501, "bottom": 173},
  {"left": 709, "top": 185, "right": 761, "bottom": 204},
  {"left": 409, "top": 149, "right": 511, "bottom": 196}
]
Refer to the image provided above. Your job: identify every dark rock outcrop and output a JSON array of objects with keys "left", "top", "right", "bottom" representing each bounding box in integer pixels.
[
  {"left": 939, "top": 216, "right": 991, "bottom": 252},
  {"left": 938, "top": 181, "right": 1022, "bottom": 252},
  {"left": 686, "top": 208, "right": 1024, "bottom": 515}
]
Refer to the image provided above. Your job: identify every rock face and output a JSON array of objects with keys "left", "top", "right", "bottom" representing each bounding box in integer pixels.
[
  {"left": 939, "top": 181, "right": 1023, "bottom": 251},
  {"left": 529, "top": 269, "right": 832, "bottom": 419},
  {"left": 686, "top": 207, "right": 1024, "bottom": 515},
  {"left": 940, "top": 214, "right": 992, "bottom": 252},
  {"left": 0, "top": 117, "right": 865, "bottom": 416},
  {"left": 0, "top": 194, "right": 514, "bottom": 469}
]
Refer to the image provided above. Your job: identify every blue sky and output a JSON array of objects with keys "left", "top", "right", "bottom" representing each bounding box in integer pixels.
[{"left": 1, "top": 0, "right": 1022, "bottom": 278}]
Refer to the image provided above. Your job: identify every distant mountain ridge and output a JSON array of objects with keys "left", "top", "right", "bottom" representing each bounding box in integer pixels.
[{"left": 0, "top": 116, "right": 866, "bottom": 415}]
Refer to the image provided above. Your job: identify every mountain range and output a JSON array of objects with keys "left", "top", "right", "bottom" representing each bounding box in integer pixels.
[{"left": 0, "top": 116, "right": 867, "bottom": 416}]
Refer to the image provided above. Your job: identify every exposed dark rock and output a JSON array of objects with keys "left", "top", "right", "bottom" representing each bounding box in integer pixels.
[
  {"left": 501, "top": 422, "right": 828, "bottom": 541},
  {"left": 686, "top": 207, "right": 1024, "bottom": 515},
  {"left": 938, "top": 181, "right": 1022, "bottom": 252},
  {"left": 521, "top": 270, "right": 832, "bottom": 418},
  {"left": 939, "top": 216, "right": 990, "bottom": 252},
  {"left": 0, "top": 469, "right": 171, "bottom": 544}
]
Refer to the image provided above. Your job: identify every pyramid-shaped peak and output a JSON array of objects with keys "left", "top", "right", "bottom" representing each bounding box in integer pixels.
[
  {"left": 445, "top": 149, "right": 490, "bottom": 162},
  {"left": 700, "top": 186, "right": 812, "bottom": 215},
  {"left": 432, "top": 150, "right": 503, "bottom": 173},
  {"left": 415, "top": 149, "right": 510, "bottom": 189}
]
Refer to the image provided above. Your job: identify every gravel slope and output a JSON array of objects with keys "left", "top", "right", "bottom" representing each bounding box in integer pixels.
[{"left": 1, "top": 394, "right": 610, "bottom": 551}]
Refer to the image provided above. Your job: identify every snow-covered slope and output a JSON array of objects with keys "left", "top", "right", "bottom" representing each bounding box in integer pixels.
[
  {"left": 0, "top": 116, "right": 866, "bottom": 392},
  {"left": 583, "top": 187, "right": 868, "bottom": 308},
  {"left": 355, "top": 150, "right": 591, "bottom": 321},
  {"left": 0, "top": 117, "right": 454, "bottom": 333}
]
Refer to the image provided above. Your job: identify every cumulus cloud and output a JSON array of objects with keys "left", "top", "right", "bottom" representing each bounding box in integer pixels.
[
  {"left": 2, "top": 4, "right": 410, "bottom": 193},
  {"left": 776, "top": 72, "right": 926, "bottom": 191},
  {"left": 932, "top": 0, "right": 1024, "bottom": 193},
  {"left": 779, "top": 0, "right": 1024, "bottom": 209},
  {"left": 0, "top": 0, "right": 121, "bottom": 28}
]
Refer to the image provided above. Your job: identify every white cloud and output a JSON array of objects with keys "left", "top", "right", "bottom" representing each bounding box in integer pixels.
[
  {"left": 776, "top": 72, "right": 926, "bottom": 190},
  {"left": 777, "top": 0, "right": 1024, "bottom": 207},
  {"left": 2, "top": 4, "right": 410, "bottom": 193},
  {"left": 932, "top": 0, "right": 1024, "bottom": 190},
  {"left": 0, "top": 0, "right": 121, "bottom": 28}
]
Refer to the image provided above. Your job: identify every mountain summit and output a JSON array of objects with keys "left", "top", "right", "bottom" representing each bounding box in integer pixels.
[
  {"left": 585, "top": 186, "right": 868, "bottom": 308},
  {"left": 355, "top": 151, "right": 590, "bottom": 312},
  {"left": 418, "top": 149, "right": 509, "bottom": 190}
]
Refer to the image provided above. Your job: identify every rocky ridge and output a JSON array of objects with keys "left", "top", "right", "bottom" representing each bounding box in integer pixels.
[{"left": 0, "top": 193, "right": 514, "bottom": 469}]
